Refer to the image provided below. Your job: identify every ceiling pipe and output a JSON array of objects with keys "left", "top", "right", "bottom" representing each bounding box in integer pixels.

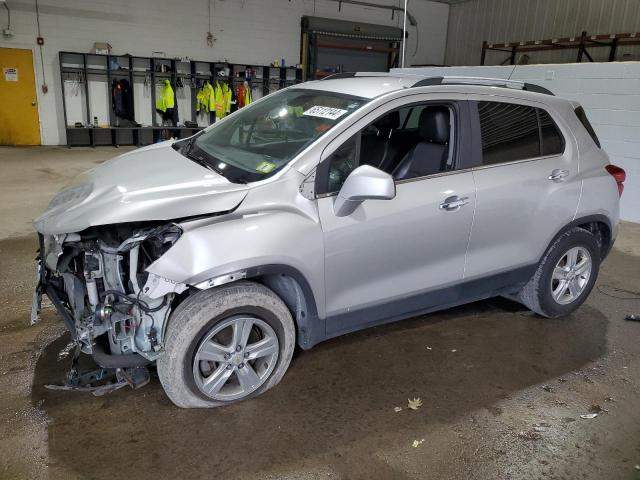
[
  {"left": 401, "top": 0, "right": 408, "bottom": 67},
  {"left": 325, "top": 0, "right": 417, "bottom": 26}
]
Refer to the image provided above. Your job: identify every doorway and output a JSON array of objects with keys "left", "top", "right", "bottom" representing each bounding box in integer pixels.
[{"left": 0, "top": 48, "right": 41, "bottom": 145}]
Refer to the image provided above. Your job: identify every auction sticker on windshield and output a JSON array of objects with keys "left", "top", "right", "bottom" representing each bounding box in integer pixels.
[{"left": 303, "top": 106, "right": 348, "bottom": 120}]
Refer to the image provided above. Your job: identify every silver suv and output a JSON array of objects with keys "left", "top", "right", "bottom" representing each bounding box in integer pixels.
[{"left": 33, "top": 74, "right": 626, "bottom": 407}]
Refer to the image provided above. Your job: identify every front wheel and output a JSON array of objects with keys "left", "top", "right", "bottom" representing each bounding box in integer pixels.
[
  {"left": 518, "top": 227, "right": 601, "bottom": 317},
  {"left": 158, "top": 281, "right": 296, "bottom": 408}
]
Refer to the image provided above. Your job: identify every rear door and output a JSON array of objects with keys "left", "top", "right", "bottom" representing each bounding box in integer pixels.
[{"left": 464, "top": 97, "right": 581, "bottom": 280}]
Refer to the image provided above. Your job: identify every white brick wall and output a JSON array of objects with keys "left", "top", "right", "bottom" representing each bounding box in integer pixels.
[
  {"left": 393, "top": 63, "right": 640, "bottom": 223},
  {"left": 0, "top": 0, "right": 449, "bottom": 145}
]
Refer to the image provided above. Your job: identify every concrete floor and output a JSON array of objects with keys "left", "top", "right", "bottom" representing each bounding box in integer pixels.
[{"left": 1, "top": 146, "right": 640, "bottom": 480}]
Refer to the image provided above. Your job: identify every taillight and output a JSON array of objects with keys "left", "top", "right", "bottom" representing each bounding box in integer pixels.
[{"left": 605, "top": 164, "right": 626, "bottom": 196}]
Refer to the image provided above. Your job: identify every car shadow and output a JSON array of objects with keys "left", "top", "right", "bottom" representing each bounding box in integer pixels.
[{"left": 32, "top": 298, "right": 608, "bottom": 479}]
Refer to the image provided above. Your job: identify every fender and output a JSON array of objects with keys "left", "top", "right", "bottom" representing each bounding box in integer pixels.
[{"left": 539, "top": 214, "right": 614, "bottom": 263}]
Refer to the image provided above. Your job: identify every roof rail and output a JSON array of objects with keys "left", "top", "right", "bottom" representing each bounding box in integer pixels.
[
  {"left": 320, "top": 72, "right": 399, "bottom": 80},
  {"left": 320, "top": 72, "right": 358, "bottom": 80},
  {"left": 411, "top": 76, "right": 554, "bottom": 95}
]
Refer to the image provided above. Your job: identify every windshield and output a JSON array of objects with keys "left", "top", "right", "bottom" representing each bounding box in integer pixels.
[{"left": 181, "top": 89, "right": 367, "bottom": 183}]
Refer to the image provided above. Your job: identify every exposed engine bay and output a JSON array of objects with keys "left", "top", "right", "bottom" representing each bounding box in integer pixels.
[{"left": 33, "top": 222, "right": 188, "bottom": 382}]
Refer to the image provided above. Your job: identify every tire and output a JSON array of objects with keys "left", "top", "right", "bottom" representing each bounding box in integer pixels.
[
  {"left": 518, "top": 227, "right": 601, "bottom": 318},
  {"left": 157, "top": 281, "right": 295, "bottom": 408}
]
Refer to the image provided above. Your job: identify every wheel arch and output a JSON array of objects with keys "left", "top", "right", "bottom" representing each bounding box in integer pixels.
[
  {"left": 183, "top": 264, "right": 324, "bottom": 350},
  {"left": 542, "top": 214, "right": 613, "bottom": 263},
  {"left": 244, "top": 264, "right": 325, "bottom": 350}
]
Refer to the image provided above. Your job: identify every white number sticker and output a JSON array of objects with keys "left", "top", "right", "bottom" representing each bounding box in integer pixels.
[{"left": 303, "top": 106, "right": 348, "bottom": 120}]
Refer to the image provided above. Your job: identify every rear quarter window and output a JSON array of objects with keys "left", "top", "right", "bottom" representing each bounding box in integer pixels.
[{"left": 574, "top": 106, "right": 601, "bottom": 148}]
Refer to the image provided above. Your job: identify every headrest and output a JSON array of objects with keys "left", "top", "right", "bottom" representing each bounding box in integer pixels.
[
  {"left": 418, "top": 106, "right": 450, "bottom": 144},
  {"left": 373, "top": 110, "right": 400, "bottom": 132}
]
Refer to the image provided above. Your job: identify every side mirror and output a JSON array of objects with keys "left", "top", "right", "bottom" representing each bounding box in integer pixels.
[{"left": 334, "top": 165, "right": 396, "bottom": 217}]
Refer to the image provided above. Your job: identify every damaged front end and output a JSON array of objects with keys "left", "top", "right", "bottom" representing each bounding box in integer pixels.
[{"left": 33, "top": 222, "right": 187, "bottom": 376}]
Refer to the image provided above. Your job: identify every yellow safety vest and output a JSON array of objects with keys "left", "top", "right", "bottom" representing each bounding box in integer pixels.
[
  {"left": 213, "top": 82, "right": 232, "bottom": 119},
  {"left": 155, "top": 79, "right": 174, "bottom": 112}
]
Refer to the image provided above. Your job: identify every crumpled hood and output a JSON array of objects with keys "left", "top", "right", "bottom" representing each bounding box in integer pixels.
[{"left": 34, "top": 141, "right": 249, "bottom": 235}]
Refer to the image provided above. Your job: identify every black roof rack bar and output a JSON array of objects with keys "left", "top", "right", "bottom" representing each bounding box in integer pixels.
[
  {"left": 522, "top": 83, "right": 554, "bottom": 95},
  {"left": 411, "top": 76, "right": 444, "bottom": 87},
  {"left": 411, "top": 75, "right": 554, "bottom": 95}
]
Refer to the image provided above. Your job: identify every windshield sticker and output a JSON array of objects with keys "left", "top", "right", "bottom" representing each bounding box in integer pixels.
[
  {"left": 256, "top": 161, "right": 276, "bottom": 174},
  {"left": 303, "top": 106, "right": 348, "bottom": 120}
]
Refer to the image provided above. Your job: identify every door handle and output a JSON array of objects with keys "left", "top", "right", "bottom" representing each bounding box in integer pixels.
[
  {"left": 439, "top": 195, "right": 469, "bottom": 211},
  {"left": 548, "top": 169, "right": 569, "bottom": 182}
]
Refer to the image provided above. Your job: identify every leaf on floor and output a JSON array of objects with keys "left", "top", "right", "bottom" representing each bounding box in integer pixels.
[
  {"left": 407, "top": 397, "right": 423, "bottom": 410},
  {"left": 580, "top": 413, "right": 598, "bottom": 419}
]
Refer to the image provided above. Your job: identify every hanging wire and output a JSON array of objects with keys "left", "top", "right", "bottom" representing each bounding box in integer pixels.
[
  {"left": 3, "top": 1, "right": 10, "bottom": 30},
  {"left": 35, "top": 0, "right": 47, "bottom": 92}
]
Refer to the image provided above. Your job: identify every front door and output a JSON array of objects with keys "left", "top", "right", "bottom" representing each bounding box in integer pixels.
[
  {"left": 0, "top": 48, "right": 40, "bottom": 145},
  {"left": 315, "top": 98, "right": 476, "bottom": 337}
]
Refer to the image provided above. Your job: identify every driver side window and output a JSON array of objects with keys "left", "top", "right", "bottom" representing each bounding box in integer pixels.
[{"left": 317, "top": 102, "right": 455, "bottom": 195}]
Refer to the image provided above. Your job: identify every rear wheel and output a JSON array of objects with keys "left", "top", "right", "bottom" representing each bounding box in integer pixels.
[
  {"left": 158, "top": 281, "right": 295, "bottom": 408},
  {"left": 518, "top": 228, "right": 600, "bottom": 317}
]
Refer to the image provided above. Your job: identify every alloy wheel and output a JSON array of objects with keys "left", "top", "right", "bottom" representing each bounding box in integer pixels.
[
  {"left": 193, "top": 315, "right": 279, "bottom": 401},
  {"left": 550, "top": 246, "right": 592, "bottom": 305}
]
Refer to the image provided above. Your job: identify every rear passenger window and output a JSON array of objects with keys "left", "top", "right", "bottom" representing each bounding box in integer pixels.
[
  {"left": 478, "top": 101, "right": 565, "bottom": 166},
  {"left": 538, "top": 109, "right": 564, "bottom": 156},
  {"left": 478, "top": 102, "right": 539, "bottom": 165}
]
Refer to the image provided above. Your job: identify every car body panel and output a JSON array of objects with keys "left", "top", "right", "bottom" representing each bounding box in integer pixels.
[
  {"left": 146, "top": 171, "right": 328, "bottom": 318},
  {"left": 33, "top": 141, "right": 249, "bottom": 235}
]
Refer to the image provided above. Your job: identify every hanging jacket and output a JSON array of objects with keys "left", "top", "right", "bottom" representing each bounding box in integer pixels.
[
  {"left": 197, "top": 81, "right": 214, "bottom": 114},
  {"left": 112, "top": 78, "right": 134, "bottom": 121},
  {"left": 155, "top": 79, "right": 175, "bottom": 112},
  {"left": 236, "top": 81, "right": 252, "bottom": 109},
  {"left": 196, "top": 87, "right": 207, "bottom": 113},
  {"left": 213, "top": 82, "right": 232, "bottom": 119}
]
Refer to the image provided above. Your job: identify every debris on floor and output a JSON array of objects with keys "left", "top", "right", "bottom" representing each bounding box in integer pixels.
[
  {"left": 542, "top": 385, "right": 553, "bottom": 392},
  {"left": 624, "top": 314, "right": 640, "bottom": 322},
  {"left": 451, "top": 349, "right": 457, "bottom": 353},
  {"left": 412, "top": 439, "right": 425, "bottom": 448},
  {"left": 426, "top": 346, "right": 432, "bottom": 350},
  {"left": 580, "top": 413, "right": 598, "bottom": 419},
  {"left": 394, "top": 406, "right": 402, "bottom": 413},
  {"left": 407, "top": 398, "right": 423, "bottom": 410}
]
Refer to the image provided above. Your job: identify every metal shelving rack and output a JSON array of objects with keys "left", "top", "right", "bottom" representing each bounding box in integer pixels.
[
  {"left": 59, "top": 51, "right": 303, "bottom": 147},
  {"left": 480, "top": 31, "right": 640, "bottom": 65}
]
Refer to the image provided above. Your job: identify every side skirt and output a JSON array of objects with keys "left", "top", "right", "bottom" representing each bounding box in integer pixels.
[{"left": 320, "top": 264, "right": 536, "bottom": 343}]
